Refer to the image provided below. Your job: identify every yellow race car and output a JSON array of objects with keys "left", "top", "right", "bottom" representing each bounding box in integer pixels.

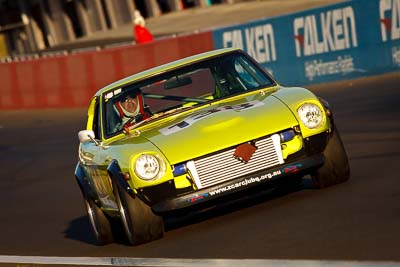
[{"left": 75, "top": 48, "right": 350, "bottom": 245}]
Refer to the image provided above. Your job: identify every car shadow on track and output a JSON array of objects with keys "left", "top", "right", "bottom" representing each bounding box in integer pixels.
[
  {"left": 163, "top": 176, "right": 317, "bottom": 232},
  {"left": 63, "top": 216, "right": 99, "bottom": 245},
  {"left": 63, "top": 177, "right": 317, "bottom": 246}
]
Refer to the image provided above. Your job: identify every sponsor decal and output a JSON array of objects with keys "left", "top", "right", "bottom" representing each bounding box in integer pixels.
[
  {"left": 304, "top": 55, "right": 359, "bottom": 81},
  {"left": 208, "top": 170, "right": 283, "bottom": 196},
  {"left": 282, "top": 163, "right": 303, "bottom": 174},
  {"left": 187, "top": 193, "right": 209, "bottom": 203},
  {"left": 293, "top": 6, "right": 358, "bottom": 57},
  {"left": 379, "top": 0, "right": 400, "bottom": 42},
  {"left": 191, "top": 162, "right": 308, "bottom": 200},
  {"left": 222, "top": 23, "right": 277, "bottom": 63},
  {"left": 160, "top": 100, "right": 264, "bottom": 135}
]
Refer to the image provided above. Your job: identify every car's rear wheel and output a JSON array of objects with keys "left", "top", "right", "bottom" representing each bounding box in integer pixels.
[
  {"left": 82, "top": 192, "right": 114, "bottom": 245},
  {"left": 311, "top": 126, "right": 350, "bottom": 188},
  {"left": 112, "top": 180, "right": 164, "bottom": 245}
]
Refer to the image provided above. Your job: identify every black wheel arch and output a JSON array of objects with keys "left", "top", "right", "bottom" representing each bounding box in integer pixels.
[
  {"left": 107, "top": 159, "right": 136, "bottom": 199},
  {"left": 318, "top": 96, "right": 335, "bottom": 126},
  {"left": 75, "top": 162, "right": 96, "bottom": 200}
]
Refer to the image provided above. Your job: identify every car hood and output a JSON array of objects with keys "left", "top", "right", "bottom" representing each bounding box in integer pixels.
[{"left": 135, "top": 91, "right": 299, "bottom": 164}]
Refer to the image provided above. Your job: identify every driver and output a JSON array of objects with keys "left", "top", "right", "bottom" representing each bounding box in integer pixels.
[{"left": 113, "top": 90, "right": 150, "bottom": 132}]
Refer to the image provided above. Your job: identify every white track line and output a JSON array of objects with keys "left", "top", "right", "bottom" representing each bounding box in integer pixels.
[{"left": 0, "top": 256, "right": 400, "bottom": 267}]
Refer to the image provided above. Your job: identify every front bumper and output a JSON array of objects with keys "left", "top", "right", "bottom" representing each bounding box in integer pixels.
[{"left": 152, "top": 153, "right": 324, "bottom": 213}]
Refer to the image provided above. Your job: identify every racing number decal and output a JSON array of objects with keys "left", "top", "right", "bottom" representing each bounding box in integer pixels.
[{"left": 160, "top": 100, "right": 264, "bottom": 135}]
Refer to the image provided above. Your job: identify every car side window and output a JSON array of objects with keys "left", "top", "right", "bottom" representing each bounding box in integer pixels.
[
  {"left": 234, "top": 56, "right": 272, "bottom": 89},
  {"left": 92, "top": 101, "right": 101, "bottom": 139}
]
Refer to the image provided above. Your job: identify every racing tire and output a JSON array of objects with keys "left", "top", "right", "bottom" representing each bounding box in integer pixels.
[
  {"left": 311, "top": 126, "right": 350, "bottom": 188},
  {"left": 112, "top": 180, "right": 164, "bottom": 245},
  {"left": 82, "top": 192, "right": 114, "bottom": 245}
]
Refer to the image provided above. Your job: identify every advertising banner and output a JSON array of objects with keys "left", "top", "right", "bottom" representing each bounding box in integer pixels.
[{"left": 212, "top": 0, "right": 400, "bottom": 86}]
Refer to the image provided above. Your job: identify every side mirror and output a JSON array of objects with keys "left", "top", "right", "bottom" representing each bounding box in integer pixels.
[{"left": 78, "top": 130, "right": 96, "bottom": 143}]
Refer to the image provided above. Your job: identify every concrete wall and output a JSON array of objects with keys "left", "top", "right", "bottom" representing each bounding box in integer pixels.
[
  {"left": 1, "top": 0, "right": 399, "bottom": 110},
  {"left": 0, "top": 32, "right": 213, "bottom": 109}
]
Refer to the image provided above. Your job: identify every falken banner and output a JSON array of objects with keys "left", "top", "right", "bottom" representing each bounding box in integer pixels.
[{"left": 212, "top": 0, "right": 400, "bottom": 85}]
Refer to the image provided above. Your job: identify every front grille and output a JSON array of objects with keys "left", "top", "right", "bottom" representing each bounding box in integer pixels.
[{"left": 190, "top": 135, "right": 283, "bottom": 189}]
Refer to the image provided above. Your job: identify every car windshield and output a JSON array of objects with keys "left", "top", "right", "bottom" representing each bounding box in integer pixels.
[{"left": 102, "top": 52, "right": 275, "bottom": 137}]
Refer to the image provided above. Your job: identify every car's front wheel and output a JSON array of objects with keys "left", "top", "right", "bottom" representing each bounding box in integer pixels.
[
  {"left": 82, "top": 191, "right": 114, "bottom": 245},
  {"left": 311, "top": 126, "right": 350, "bottom": 188},
  {"left": 112, "top": 180, "right": 164, "bottom": 245}
]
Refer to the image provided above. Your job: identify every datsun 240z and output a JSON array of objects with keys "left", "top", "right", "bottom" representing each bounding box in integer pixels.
[{"left": 75, "top": 48, "right": 350, "bottom": 245}]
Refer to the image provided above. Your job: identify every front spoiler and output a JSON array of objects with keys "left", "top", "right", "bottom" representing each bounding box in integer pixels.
[{"left": 152, "top": 154, "right": 324, "bottom": 213}]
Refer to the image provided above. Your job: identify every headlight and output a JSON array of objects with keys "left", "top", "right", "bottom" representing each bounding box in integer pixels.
[
  {"left": 298, "top": 103, "right": 323, "bottom": 129},
  {"left": 134, "top": 154, "right": 165, "bottom": 180}
]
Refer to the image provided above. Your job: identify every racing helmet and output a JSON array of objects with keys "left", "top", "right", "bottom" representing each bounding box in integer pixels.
[
  {"left": 113, "top": 89, "right": 147, "bottom": 120},
  {"left": 114, "top": 96, "right": 140, "bottom": 119}
]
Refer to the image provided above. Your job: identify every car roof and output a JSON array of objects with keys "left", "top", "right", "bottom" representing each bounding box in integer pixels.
[{"left": 94, "top": 47, "right": 240, "bottom": 96}]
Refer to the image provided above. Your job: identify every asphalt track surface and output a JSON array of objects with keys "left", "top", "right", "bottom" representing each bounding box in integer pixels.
[{"left": 0, "top": 72, "right": 399, "bottom": 261}]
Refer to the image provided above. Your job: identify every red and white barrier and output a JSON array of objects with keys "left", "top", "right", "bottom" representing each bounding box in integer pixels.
[{"left": 0, "top": 32, "right": 213, "bottom": 110}]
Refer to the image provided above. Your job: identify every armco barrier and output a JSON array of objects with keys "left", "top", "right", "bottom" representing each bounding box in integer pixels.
[
  {"left": 0, "top": 32, "right": 213, "bottom": 110},
  {"left": 212, "top": 0, "right": 400, "bottom": 86}
]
